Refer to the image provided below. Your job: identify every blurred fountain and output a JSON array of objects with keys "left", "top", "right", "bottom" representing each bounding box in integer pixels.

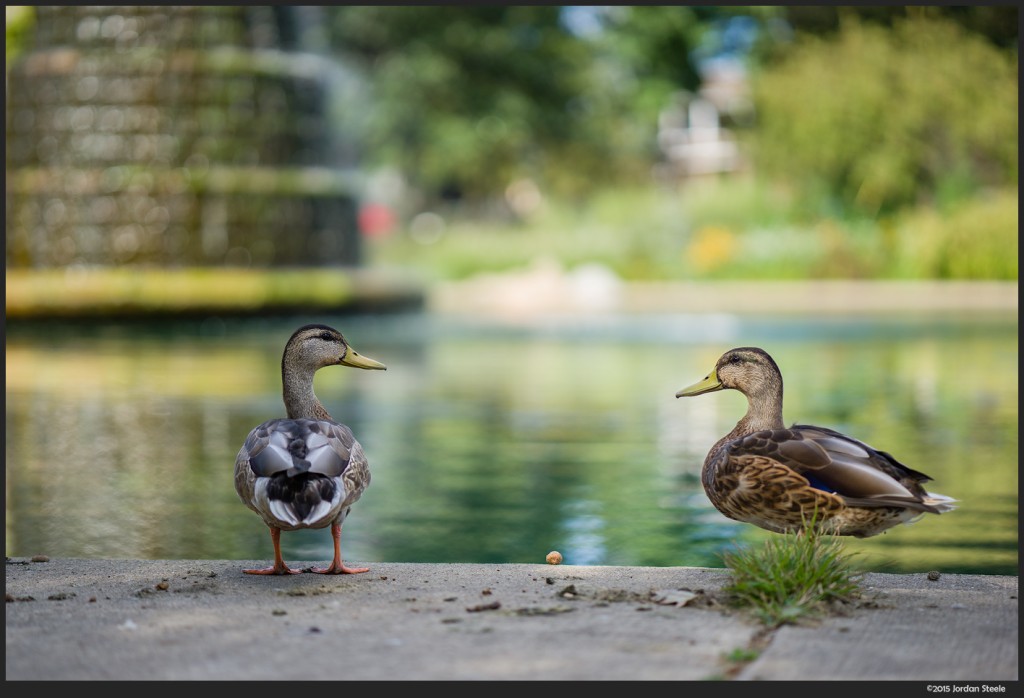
[{"left": 6, "top": 6, "right": 363, "bottom": 269}]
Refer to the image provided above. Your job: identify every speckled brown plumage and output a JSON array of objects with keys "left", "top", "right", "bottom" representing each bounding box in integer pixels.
[
  {"left": 234, "top": 324, "right": 386, "bottom": 574},
  {"left": 677, "top": 347, "right": 955, "bottom": 538}
]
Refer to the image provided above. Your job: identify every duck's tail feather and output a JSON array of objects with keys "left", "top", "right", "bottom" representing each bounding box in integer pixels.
[{"left": 922, "top": 492, "right": 957, "bottom": 513}]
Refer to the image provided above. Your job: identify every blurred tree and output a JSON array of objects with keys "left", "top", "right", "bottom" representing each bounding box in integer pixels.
[
  {"left": 325, "top": 6, "right": 596, "bottom": 205},
  {"left": 780, "top": 6, "right": 1019, "bottom": 49},
  {"left": 590, "top": 6, "right": 704, "bottom": 108},
  {"left": 324, "top": 6, "right": 741, "bottom": 208},
  {"left": 749, "top": 15, "right": 1018, "bottom": 217}
]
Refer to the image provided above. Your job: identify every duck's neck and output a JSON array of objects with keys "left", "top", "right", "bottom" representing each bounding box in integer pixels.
[
  {"left": 711, "top": 382, "right": 786, "bottom": 458},
  {"left": 282, "top": 363, "right": 334, "bottom": 421},
  {"left": 704, "top": 388, "right": 782, "bottom": 464}
]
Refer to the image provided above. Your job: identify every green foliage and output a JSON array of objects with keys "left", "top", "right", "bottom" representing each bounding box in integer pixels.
[
  {"left": 5, "top": 6, "right": 35, "bottom": 69},
  {"left": 750, "top": 16, "right": 1018, "bottom": 217},
  {"left": 369, "top": 181, "right": 1017, "bottom": 282},
  {"left": 335, "top": 9, "right": 1018, "bottom": 282},
  {"left": 779, "top": 6, "right": 1019, "bottom": 50},
  {"left": 324, "top": 6, "right": 720, "bottom": 202},
  {"left": 590, "top": 6, "right": 705, "bottom": 120},
  {"left": 326, "top": 6, "right": 602, "bottom": 200},
  {"left": 368, "top": 185, "right": 695, "bottom": 282},
  {"left": 722, "top": 523, "right": 863, "bottom": 628},
  {"left": 322, "top": 7, "right": 1018, "bottom": 218},
  {"left": 9, "top": 7, "right": 1014, "bottom": 283},
  {"left": 888, "top": 188, "right": 1019, "bottom": 280}
]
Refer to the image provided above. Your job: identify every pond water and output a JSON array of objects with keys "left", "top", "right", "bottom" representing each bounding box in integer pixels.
[{"left": 5, "top": 310, "right": 1018, "bottom": 575}]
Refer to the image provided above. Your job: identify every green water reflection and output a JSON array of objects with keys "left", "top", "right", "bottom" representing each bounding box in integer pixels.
[{"left": 5, "top": 312, "right": 1018, "bottom": 575}]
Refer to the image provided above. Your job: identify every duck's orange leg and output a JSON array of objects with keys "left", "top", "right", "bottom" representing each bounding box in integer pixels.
[
  {"left": 244, "top": 526, "right": 301, "bottom": 575},
  {"left": 310, "top": 521, "right": 369, "bottom": 575}
]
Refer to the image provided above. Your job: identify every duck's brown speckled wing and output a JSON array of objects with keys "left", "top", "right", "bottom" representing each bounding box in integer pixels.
[
  {"left": 703, "top": 448, "right": 846, "bottom": 534},
  {"left": 718, "top": 427, "right": 942, "bottom": 514}
]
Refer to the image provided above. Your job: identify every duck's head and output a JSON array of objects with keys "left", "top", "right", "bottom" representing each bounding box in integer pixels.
[
  {"left": 283, "top": 324, "right": 387, "bottom": 373},
  {"left": 675, "top": 347, "right": 781, "bottom": 398}
]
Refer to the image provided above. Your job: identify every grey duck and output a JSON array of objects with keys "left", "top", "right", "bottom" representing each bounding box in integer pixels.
[{"left": 234, "top": 324, "right": 386, "bottom": 574}]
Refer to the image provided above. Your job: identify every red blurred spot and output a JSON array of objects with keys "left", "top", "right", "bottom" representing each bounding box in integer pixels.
[{"left": 359, "top": 203, "right": 396, "bottom": 237}]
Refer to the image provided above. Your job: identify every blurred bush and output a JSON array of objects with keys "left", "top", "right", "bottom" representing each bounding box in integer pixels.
[
  {"left": 750, "top": 15, "right": 1018, "bottom": 217},
  {"left": 5, "top": 6, "right": 34, "bottom": 68},
  {"left": 888, "top": 188, "right": 1018, "bottom": 280}
]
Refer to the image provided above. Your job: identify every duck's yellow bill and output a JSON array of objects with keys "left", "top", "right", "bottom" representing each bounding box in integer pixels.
[
  {"left": 341, "top": 347, "right": 387, "bottom": 370},
  {"left": 675, "top": 369, "right": 722, "bottom": 397}
]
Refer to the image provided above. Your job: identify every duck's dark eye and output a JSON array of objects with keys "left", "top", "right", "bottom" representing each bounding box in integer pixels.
[
  {"left": 320, "top": 332, "right": 333, "bottom": 341},
  {"left": 729, "top": 355, "right": 742, "bottom": 364}
]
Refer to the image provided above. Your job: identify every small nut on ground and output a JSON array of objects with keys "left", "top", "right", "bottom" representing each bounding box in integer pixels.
[{"left": 546, "top": 551, "right": 563, "bottom": 565}]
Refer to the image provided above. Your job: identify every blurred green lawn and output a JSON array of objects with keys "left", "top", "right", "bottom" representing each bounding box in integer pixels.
[{"left": 368, "top": 178, "right": 1018, "bottom": 283}]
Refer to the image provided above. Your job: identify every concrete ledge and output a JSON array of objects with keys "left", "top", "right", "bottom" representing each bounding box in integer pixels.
[
  {"left": 5, "top": 267, "right": 425, "bottom": 320},
  {"left": 7, "top": 271, "right": 1015, "bottom": 321},
  {"left": 618, "top": 279, "right": 1019, "bottom": 314},
  {"left": 5, "top": 559, "right": 1017, "bottom": 681},
  {"left": 430, "top": 275, "right": 1018, "bottom": 318}
]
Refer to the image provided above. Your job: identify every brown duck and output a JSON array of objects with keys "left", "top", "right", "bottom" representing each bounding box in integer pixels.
[
  {"left": 676, "top": 347, "right": 955, "bottom": 538},
  {"left": 234, "top": 324, "right": 386, "bottom": 574}
]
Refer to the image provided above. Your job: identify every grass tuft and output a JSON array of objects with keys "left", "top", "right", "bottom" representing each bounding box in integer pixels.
[{"left": 722, "top": 521, "right": 864, "bottom": 628}]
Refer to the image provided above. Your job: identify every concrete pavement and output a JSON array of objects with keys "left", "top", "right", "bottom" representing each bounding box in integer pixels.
[{"left": 4, "top": 558, "right": 1018, "bottom": 682}]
